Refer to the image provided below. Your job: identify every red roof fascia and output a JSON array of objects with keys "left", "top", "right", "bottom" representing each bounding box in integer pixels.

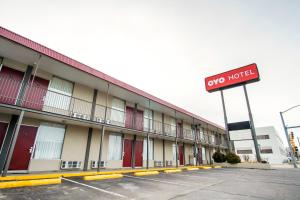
[{"left": 0, "top": 26, "right": 223, "bottom": 129}]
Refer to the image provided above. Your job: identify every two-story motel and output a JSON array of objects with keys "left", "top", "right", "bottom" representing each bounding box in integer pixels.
[{"left": 0, "top": 27, "right": 229, "bottom": 175}]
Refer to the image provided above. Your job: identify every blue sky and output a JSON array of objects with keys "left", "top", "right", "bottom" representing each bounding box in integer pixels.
[{"left": 1, "top": 0, "right": 300, "bottom": 146}]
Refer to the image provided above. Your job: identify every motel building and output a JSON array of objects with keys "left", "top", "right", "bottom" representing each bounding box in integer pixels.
[{"left": 0, "top": 27, "right": 229, "bottom": 175}]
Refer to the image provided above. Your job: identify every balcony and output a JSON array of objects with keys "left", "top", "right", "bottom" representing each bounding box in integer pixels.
[{"left": 0, "top": 75, "right": 226, "bottom": 146}]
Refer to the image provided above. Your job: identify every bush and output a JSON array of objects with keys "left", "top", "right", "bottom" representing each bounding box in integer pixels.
[
  {"left": 226, "top": 152, "right": 241, "bottom": 164},
  {"left": 212, "top": 150, "right": 226, "bottom": 163}
]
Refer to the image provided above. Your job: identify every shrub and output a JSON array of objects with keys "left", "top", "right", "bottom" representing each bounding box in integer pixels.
[
  {"left": 226, "top": 152, "right": 241, "bottom": 164},
  {"left": 212, "top": 150, "right": 226, "bottom": 163}
]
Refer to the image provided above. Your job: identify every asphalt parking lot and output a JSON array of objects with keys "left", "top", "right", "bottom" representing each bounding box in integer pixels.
[{"left": 1, "top": 168, "right": 300, "bottom": 200}]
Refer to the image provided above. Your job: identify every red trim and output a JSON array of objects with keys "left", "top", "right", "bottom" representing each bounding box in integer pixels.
[{"left": 0, "top": 26, "right": 223, "bottom": 129}]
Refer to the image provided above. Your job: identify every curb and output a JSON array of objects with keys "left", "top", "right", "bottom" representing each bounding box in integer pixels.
[
  {"left": 0, "top": 178, "right": 61, "bottom": 189},
  {"left": 83, "top": 174, "right": 123, "bottom": 181},
  {"left": 164, "top": 169, "right": 182, "bottom": 173},
  {"left": 134, "top": 171, "right": 159, "bottom": 176},
  {"left": 187, "top": 168, "right": 199, "bottom": 171}
]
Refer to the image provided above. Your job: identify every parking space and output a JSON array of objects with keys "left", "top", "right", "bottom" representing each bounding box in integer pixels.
[{"left": 1, "top": 168, "right": 300, "bottom": 200}]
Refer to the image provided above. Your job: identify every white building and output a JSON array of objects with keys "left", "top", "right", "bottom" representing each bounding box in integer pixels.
[{"left": 230, "top": 126, "right": 287, "bottom": 164}]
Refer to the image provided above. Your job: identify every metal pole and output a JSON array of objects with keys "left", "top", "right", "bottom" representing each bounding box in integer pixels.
[
  {"left": 146, "top": 99, "right": 151, "bottom": 169},
  {"left": 98, "top": 83, "right": 110, "bottom": 172},
  {"left": 297, "top": 137, "right": 300, "bottom": 148},
  {"left": 146, "top": 133, "right": 149, "bottom": 169},
  {"left": 220, "top": 90, "right": 232, "bottom": 152},
  {"left": 280, "top": 112, "right": 297, "bottom": 168},
  {"left": 243, "top": 85, "right": 261, "bottom": 162},
  {"left": 2, "top": 110, "right": 25, "bottom": 176},
  {"left": 175, "top": 111, "right": 178, "bottom": 168},
  {"left": 97, "top": 126, "right": 105, "bottom": 172}
]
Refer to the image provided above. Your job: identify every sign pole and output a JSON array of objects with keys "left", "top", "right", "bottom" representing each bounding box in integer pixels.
[
  {"left": 280, "top": 112, "right": 298, "bottom": 168},
  {"left": 220, "top": 90, "right": 232, "bottom": 152},
  {"left": 243, "top": 85, "right": 261, "bottom": 162}
]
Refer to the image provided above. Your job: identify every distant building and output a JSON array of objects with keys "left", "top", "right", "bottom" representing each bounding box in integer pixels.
[{"left": 230, "top": 126, "right": 287, "bottom": 164}]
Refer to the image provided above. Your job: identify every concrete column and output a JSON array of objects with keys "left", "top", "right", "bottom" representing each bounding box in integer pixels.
[
  {"left": 97, "top": 126, "right": 105, "bottom": 172},
  {"left": 16, "top": 65, "right": 33, "bottom": 106},
  {"left": 162, "top": 139, "right": 165, "bottom": 167},
  {"left": 132, "top": 135, "right": 136, "bottom": 168},
  {"left": 83, "top": 128, "right": 93, "bottom": 171}
]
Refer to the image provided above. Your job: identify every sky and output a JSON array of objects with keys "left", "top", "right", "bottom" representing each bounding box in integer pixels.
[{"left": 1, "top": 0, "right": 300, "bottom": 147}]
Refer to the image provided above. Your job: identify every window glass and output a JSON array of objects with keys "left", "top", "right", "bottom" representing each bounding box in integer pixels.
[
  {"left": 172, "top": 143, "right": 177, "bottom": 161},
  {"left": 237, "top": 149, "right": 253, "bottom": 154},
  {"left": 34, "top": 123, "right": 65, "bottom": 159},
  {"left": 44, "top": 77, "right": 73, "bottom": 110},
  {"left": 110, "top": 98, "right": 125, "bottom": 124},
  {"left": 108, "top": 134, "right": 122, "bottom": 160},
  {"left": 202, "top": 147, "right": 206, "bottom": 160},
  {"left": 143, "top": 109, "right": 153, "bottom": 131},
  {"left": 143, "top": 138, "right": 153, "bottom": 160}
]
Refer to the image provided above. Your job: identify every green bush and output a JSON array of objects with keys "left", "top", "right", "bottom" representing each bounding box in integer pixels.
[
  {"left": 226, "top": 152, "right": 241, "bottom": 164},
  {"left": 212, "top": 150, "right": 226, "bottom": 163}
]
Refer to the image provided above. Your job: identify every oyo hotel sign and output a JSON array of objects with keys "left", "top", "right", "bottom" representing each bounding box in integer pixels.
[{"left": 205, "top": 63, "right": 260, "bottom": 92}]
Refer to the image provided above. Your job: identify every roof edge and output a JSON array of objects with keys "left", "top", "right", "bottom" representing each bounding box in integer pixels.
[{"left": 0, "top": 26, "right": 224, "bottom": 130}]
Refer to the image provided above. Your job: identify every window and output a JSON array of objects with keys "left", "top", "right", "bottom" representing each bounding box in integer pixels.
[
  {"left": 143, "top": 138, "right": 153, "bottom": 160},
  {"left": 260, "top": 148, "right": 273, "bottom": 154},
  {"left": 237, "top": 149, "right": 253, "bottom": 154},
  {"left": 111, "top": 98, "right": 125, "bottom": 125},
  {"left": 170, "top": 118, "right": 176, "bottom": 136},
  {"left": 143, "top": 109, "right": 153, "bottom": 131},
  {"left": 172, "top": 143, "right": 177, "bottom": 161},
  {"left": 34, "top": 123, "right": 65, "bottom": 159},
  {"left": 108, "top": 134, "right": 122, "bottom": 160},
  {"left": 211, "top": 135, "right": 215, "bottom": 143},
  {"left": 202, "top": 147, "right": 206, "bottom": 160},
  {"left": 44, "top": 77, "right": 73, "bottom": 110},
  {"left": 257, "top": 135, "right": 270, "bottom": 140}
]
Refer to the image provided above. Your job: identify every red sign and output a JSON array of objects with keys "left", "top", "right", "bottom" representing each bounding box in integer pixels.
[{"left": 205, "top": 63, "right": 260, "bottom": 92}]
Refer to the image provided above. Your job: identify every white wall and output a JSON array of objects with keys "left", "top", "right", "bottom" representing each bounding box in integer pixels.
[{"left": 230, "top": 126, "right": 287, "bottom": 164}]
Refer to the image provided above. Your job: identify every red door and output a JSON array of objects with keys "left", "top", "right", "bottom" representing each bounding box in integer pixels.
[
  {"left": 197, "top": 146, "right": 202, "bottom": 164},
  {"left": 0, "top": 122, "right": 8, "bottom": 148},
  {"left": 123, "top": 139, "right": 132, "bottom": 167},
  {"left": 179, "top": 145, "right": 184, "bottom": 165},
  {"left": 9, "top": 125, "right": 38, "bottom": 170},
  {"left": 0, "top": 66, "right": 24, "bottom": 105},
  {"left": 125, "top": 107, "right": 134, "bottom": 129},
  {"left": 22, "top": 76, "right": 49, "bottom": 110},
  {"left": 135, "top": 110, "right": 143, "bottom": 131},
  {"left": 135, "top": 140, "right": 143, "bottom": 167}
]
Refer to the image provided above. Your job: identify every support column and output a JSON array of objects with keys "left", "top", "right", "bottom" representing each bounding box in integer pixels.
[
  {"left": 97, "top": 126, "right": 105, "bottom": 172},
  {"left": 220, "top": 90, "right": 232, "bottom": 152},
  {"left": 132, "top": 135, "right": 136, "bottom": 168},
  {"left": 83, "top": 128, "right": 93, "bottom": 171},
  {"left": 162, "top": 113, "right": 165, "bottom": 135},
  {"left": 2, "top": 110, "right": 25, "bottom": 176},
  {"left": 243, "top": 85, "right": 261, "bottom": 162},
  {"left": 97, "top": 83, "right": 110, "bottom": 172},
  {"left": 16, "top": 66, "right": 33, "bottom": 106},
  {"left": 83, "top": 89, "right": 98, "bottom": 171},
  {"left": 146, "top": 133, "right": 149, "bottom": 169},
  {"left": 162, "top": 139, "right": 165, "bottom": 167}
]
